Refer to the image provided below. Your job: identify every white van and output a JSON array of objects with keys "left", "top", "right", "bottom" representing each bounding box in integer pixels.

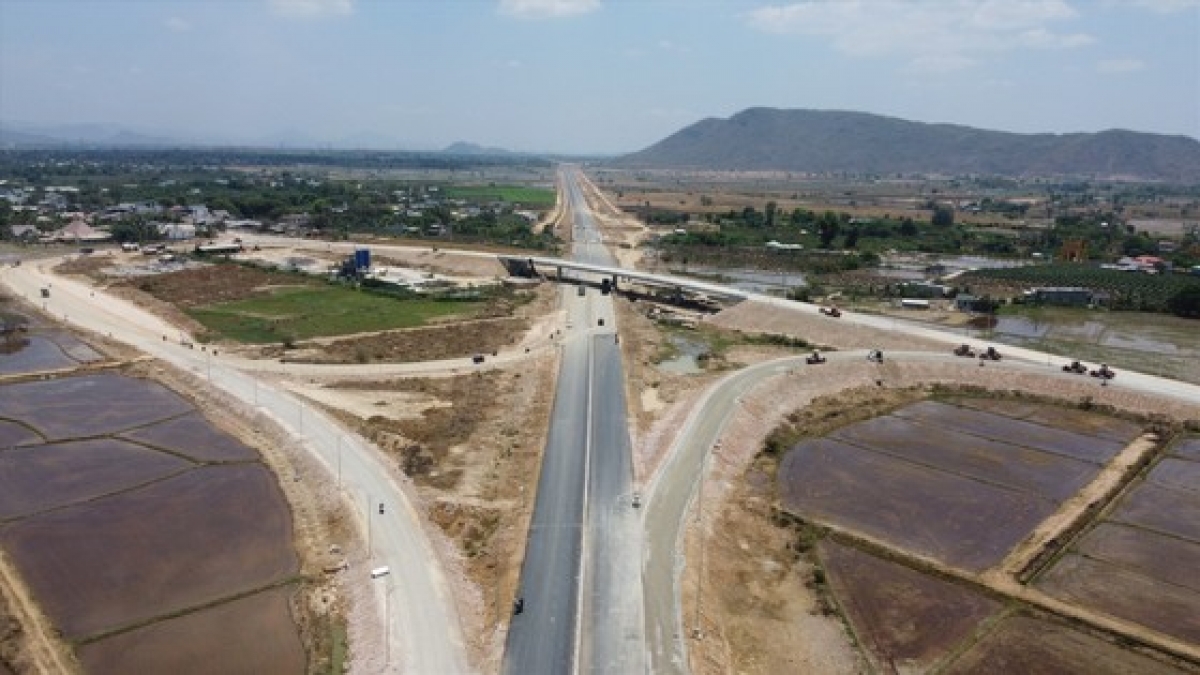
[{"left": 370, "top": 566, "right": 390, "bottom": 579}]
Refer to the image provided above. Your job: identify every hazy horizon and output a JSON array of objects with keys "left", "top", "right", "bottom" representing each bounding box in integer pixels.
[{"left": 2, "top": 0, "right": 1198, "bottom": 154}]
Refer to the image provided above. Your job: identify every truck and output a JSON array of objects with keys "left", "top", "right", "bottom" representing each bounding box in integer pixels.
[{"left": 40, "top": 287, "right": 50, "bottom": 298}]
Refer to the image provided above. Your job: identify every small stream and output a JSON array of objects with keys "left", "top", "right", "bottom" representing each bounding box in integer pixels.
[{"left": 656, "top": 334, "right": 707, "bottom": 374}]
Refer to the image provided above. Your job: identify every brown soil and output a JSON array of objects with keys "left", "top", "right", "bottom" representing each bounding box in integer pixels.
[
  {"left": 371, "top": 250, "right": 507, "bottom": 278},
  {"left": 51, "top": 254, "right": 113, "bottom": 282},
  {"left": 306, "top": 353, "right": 558, "bottom": 669},
  {"left": 279, "top": 316, "right": 529, "bottom": 364},
  {"left": 120, "top": 263, "right": 321, "bottom": 309}
]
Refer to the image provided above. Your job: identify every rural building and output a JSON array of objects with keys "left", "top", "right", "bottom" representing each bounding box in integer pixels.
[
  {"left": 898, "top": 281, "right": 950, "bottom": 298},
  {"left": 1027, "top": 287, "right": 1095, "bottom": 307}
]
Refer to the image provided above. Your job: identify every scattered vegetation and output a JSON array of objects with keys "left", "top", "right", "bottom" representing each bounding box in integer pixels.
[{"left": 963, "top": 264, "right": 1200, "bottom": 313}]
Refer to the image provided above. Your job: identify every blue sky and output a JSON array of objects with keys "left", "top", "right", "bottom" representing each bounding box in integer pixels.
[{"left": 1, "top": 0, "right": 1197, "bottom": 154}]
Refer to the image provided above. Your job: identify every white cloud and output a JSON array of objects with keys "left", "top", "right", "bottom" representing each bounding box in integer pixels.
[
  {"left": 1097, "top": 58, "right": 1146, "bottom": 74},
  {"left": 268, "top": 0, "right": 354, "bottom": 19},
  {"left": 164, "top": 16, "right": 191, "bottom": 32},
  {"left": 746, "top": 0, "right": 1094, "bottom": 72},
  {"left": 1118, "top": 0, "right": 1200, "bottom": 13},
  {"left": 498, "top": 0, "right": 601, "bottom": 19}
]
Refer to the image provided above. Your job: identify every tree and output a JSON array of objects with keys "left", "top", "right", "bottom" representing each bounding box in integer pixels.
[
  {"left": 1167, "top": 285, "right": 1200, "bottom": 318},
  {"left": 899, "top": 217, "right": 918, "bottom": 237},
  {"left": 818, "top": 211, "right": 840, "bottom": 249},
  {"left": 843, "top": 226, "right": 860, "bottom": 249},
  {"left": 931, "top": 205, "right": 955, "bottom": 228},
  {"left": 765, "top": 201, "right": 777, "bottom": 228}
]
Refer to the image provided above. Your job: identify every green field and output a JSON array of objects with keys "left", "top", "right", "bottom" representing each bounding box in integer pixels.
[
  {"left": 188, "top": 286, "right": 480, "bottom": 343},
  {"left": 441, "top": 185, "right": 556, "bottom": 207}
]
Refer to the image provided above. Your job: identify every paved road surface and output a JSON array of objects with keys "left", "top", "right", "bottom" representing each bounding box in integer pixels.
[
  {"left": 504, "top": 166, "right": 645, "bottom": 675},
  {"left": 0, "top": 260, "right": 472, "bottom": 675}
]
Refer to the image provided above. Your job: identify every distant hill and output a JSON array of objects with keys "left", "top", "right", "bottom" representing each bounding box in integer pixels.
[
  {"left": 442, "top": 141, "right": 512, "bottom": 156},
  {"left": 0, "top": 122, "right": 178, "bottom": 148},
  {"left": 615, "top": 108, "right": 1200, "bottom": 183}
]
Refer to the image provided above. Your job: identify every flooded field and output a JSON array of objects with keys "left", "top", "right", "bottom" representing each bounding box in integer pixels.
[
  {"left": 819, "top": 540, "right": 1001, "bottom": 670},
  {"left": 1145, "top": 457, "right": 1200, "bottom": 493},
  {"left": 891, "top": 400, "right": 1131, "bottom": 463},
  {"left": 1036, "top": 553, "right": 1200, "bottom": 645},
  {"left": 1176, "top": 437, "right": 1200, "bottom": 461},
  {"left": 781, "top": 437, "right": 1055, "bottom": 571},
  {"left": 0, "top": 439, "right": 189, "bottom": 519},
  {"left": 4, "top": 464, "right": 298, "bottom": 639},
  {"left": 0, "top": 312, "right": 102, "bottom": 376},
  {"left": 978, "top": 309, "right": 1200, "bottom": 386},
  {"left": 0, "top": 419, "right": 40, "bottom": 447},
  {"left": 944, "top": 613, "right": 1190, "bottom": 675},
  {"left": 953, "top": 397, "right": 1144, "bottom": 439},
  {"left": 1111, "top": 483, "right": 1200, "bottom": 543},
  {"left": 77, "top": 587, "right": 306, "bottom": 675},
  {"left": 780, "top": 398, "right": 1131, "bottom": 572},
  {"left": 0, "top": 374, "right": 192, "bottom": 440},
  {"left": 1036, "top": 438, "right": 1200, "bottom": 646},
  {"left": 0, "top": 373, "right": 304, "bottom": 672},
  {"left": 119, "top": 411, "right": 259, "bottom": 462},
  {"left": 830, "top": 416, "right": 1099, "bottom": 501}
]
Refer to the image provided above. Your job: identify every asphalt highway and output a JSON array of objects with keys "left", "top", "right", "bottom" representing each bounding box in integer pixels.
[{"left": 503, "top": 166, "right": 644, "bottom": 674}]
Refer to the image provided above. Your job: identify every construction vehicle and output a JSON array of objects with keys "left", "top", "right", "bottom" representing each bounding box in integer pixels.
[
  {"left": 1090, "top": 364, "right": 1116, "bottom": 380},
  {"left": 806, "top": 350, "right": 827, "bottom": 365},
  {"left": 1062, "top": 360, "right": 1088, "bottom": 374},
  {"left": 953, "top": 344, "right": 976, "bottom": 357},
  {"left": 820, "top": 306, "right": 842, "bottom": 318},
  {"left": 979, "top": 346, "right": 1002, "bottom": 361}
]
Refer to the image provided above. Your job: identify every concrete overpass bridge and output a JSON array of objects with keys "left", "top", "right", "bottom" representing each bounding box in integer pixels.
[{"left": 499, "top": 255, "right": 750, "bottom": 303}]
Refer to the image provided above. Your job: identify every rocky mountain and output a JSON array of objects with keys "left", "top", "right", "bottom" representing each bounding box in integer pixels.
[{"left": 615, "top": 108, "right": 1200, "bottom": 183}]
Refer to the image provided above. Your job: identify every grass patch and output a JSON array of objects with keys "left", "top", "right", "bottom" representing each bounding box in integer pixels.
[
  {"left": 440, "top": 184, "right": 556, "bottom": 207},
  {"left": 189, "top": 285, "right": 481, "bottom": 343},
  {"left": 329, "top": 623, "right": 347, "bottom": 675}
]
